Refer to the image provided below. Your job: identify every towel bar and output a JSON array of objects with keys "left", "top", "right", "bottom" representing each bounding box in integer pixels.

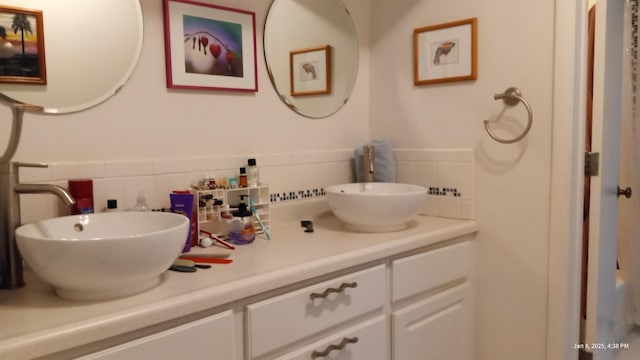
[{"left": 484, "top": 87, "right": 533, "bottom": 144}]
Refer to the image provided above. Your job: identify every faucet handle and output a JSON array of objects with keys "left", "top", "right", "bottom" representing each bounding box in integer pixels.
[
  {"left": 12, "top": 162, "right": 48, "bottom": 174},
  {"left": 13, "top": 161, "right": 48, "bottom": 168}
]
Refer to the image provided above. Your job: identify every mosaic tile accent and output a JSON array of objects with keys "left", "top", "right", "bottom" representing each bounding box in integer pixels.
[
  {"left": 270, "top": 188, "right": 326, "bottom": 203},
  {"left": 428, "top": 186, "right": 462, "bottom": 197}
]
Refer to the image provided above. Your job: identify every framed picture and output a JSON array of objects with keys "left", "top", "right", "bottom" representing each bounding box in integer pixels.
[
  {"left": 290, "top": 45, "right": 331, "bottom": 97},
  {"left": 413, "top": 18, "right": 477, "bottom": 85},
  {"left": 0, "top": 5, "right": 46, "bottom": 85},
  {"left": 163, "top": 0, "right": 258, "bottom": 92}
]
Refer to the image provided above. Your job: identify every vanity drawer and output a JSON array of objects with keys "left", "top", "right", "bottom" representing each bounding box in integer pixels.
[
  {"left": 246, "top": 264, "right": 386, "bottom": 359},
  {"left": 273, "top": 315, "right": 388, "bottom": 360},
  {"left": 392, "top": 241, "right": 471, "bottom": 303},
  {"left": 78, "top": 310, "right": 235, "bottom": 360}
]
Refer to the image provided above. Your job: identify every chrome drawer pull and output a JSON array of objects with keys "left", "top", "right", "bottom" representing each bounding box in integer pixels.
[
  {"left": 309, "top": 282, "right": 358, "bottom": 300},
  {"left": 310, "top": 337, "right": 359, "bottom": 359}
]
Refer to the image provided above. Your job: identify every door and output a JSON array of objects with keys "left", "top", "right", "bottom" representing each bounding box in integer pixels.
[
  {"left": 582, "top": 0, "right": 625, "bottom": 359},
  {"left": 391, "top": 284, "right": 472, "bottom": 360}
]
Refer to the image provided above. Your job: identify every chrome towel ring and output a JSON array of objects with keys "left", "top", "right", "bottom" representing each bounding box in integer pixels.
[{"left": 484, "top": 87, "right": 533, "bottom": 144}]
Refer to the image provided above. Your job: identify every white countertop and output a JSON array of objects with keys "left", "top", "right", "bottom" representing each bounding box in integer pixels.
[{"left": 0, "top": 200, "right": 477, "bottom": 359}]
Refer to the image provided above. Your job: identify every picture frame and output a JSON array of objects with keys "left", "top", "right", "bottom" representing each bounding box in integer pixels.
[
  {"left": 0, "top": 5, "right": 46, "bottom": 85},
  {"left": 413, "top": 18, "right": 477, "bottom": 85},
  {"left": 290, "top": 45, "right": 331, "bottom": 97},
  {"left": 163, "top": 0, "right": 258, "bottom": 92}
]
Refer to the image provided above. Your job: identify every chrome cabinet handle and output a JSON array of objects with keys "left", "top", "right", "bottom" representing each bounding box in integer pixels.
[
  {"left": 309, "top": 282, "right": 357, "bottom": 300},
  {"left": 310, "top": 337, "right": 359, "bottom": 359}
]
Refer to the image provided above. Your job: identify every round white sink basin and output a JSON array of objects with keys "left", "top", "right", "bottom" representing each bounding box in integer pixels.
[
  {"left": 325, "top": 182, "right": 428, "bottom": 232},
  {"left": 16, "top": 212, "right": 189, "bottom": 301}
]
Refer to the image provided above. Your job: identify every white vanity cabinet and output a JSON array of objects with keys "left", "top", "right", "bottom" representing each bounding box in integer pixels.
[
  {"left": 391, "top": 241, "right": 473, "bottom": 360},
  {"left": 31, "top": 234, "right": 475, "bottom": 360},
  {"left": 246, "top": 264, "right": 387, "bottom": 359},
  {"left": 77, "top": 310, "right": 235, "bottom": 360}
]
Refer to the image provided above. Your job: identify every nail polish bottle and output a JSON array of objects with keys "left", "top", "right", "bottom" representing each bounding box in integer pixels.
[{"left": 239, "top": 167, "right": 248, "bottom": 188}]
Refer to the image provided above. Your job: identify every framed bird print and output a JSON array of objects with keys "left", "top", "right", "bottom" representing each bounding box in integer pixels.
[
  {"left": 413, "top": 18, "right": 477, "bottom": 85},
  {"left": 290, "top": 45, "right": 331, "bottom": 97}
]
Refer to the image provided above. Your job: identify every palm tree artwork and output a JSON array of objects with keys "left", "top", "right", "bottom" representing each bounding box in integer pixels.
[
  {"left": 0, "top": 6, "right": 46, "bottom": 84},
  {"left": 11, "top": 13, "right": 32, "bottom": 57}
]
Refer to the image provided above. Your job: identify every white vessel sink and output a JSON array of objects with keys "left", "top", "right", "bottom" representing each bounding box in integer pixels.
[
  {"left": 325, "top": 182, "right": 428, "bottom": 232},
  {"left": 16, "top": 212, "right": 189, "bottom": 301}
]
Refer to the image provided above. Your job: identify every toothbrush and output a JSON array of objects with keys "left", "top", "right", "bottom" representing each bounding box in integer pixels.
[{"left": 249, "top": 197, "right": 271, "bottom": 240}]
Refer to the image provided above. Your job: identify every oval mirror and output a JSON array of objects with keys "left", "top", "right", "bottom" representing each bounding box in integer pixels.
[
  {"left": 264, "top": 0, "right": 358, "bottom": 119},
  {"left": 0, "top": 0, "right": 143, "bottom": 114}
]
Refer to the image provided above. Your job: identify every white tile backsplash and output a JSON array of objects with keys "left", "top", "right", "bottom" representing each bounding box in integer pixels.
[
  {"left": 17, "top": 148, "right": 475, "bottom": 223},
  {"left": 394, "top": 149, "right": 475, "bottom": 220}
]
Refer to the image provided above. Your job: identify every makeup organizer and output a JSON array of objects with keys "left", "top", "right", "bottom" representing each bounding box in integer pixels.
[{"left": 193, "top": 185, "right": 271, "bottom": 241}]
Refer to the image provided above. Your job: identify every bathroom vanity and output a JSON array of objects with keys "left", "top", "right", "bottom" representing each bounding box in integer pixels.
[{"left": 0, "top": 201, "right": 477, "bottom": 360}]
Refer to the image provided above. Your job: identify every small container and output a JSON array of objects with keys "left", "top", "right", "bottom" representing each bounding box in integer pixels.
[
  {"left": 203, "top": 174, "right": 216, "bottom": 189},
  {"left": 68, "top": 179, "right": 94, "bottom": 215},
  {"left": 133, "top": 193, "right": 150, "bottom": 211},
  {"left": 247, "top": 158, "right": 259, "bottom": 187},
  {"left": 239, "top": 167, "right": 248, "bottom": 188},
  {"left": 105, "top": 199, "right": 119, "bottom": 212}
]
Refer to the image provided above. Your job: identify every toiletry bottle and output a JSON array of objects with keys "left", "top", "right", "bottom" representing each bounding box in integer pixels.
[
  {"left": 247, "top": 158, "right": 259, "bottom": 187},
  {"left": 105, "top": 199, "right": 119, "bottom": 212},
  {"left": 133, "top": 192, "right": 150, "bottom": 211},
  {"left": 239, "top": 167, "right": 248, "bottom": 187},
  {"left": 68, "top": 179, "right": 94, "bottom": 215},
  {"left": 229, "top": 195, "right": 256, "bottom": 245}
]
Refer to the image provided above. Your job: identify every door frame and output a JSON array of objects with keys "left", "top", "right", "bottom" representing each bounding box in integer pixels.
[
  {"left": 549, "top": 0, "right": 626, "bottom": 359},
  {"left": 547, "top": 0, "right": 589, "bottom": 359}
]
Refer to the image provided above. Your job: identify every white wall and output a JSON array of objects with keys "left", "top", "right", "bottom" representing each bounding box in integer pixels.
[
  {"left": 0, "top": 0, "right": 371, "bottom": 162},
  {"left": 370, "top": 0, "right": 555, "bottom": 359}
]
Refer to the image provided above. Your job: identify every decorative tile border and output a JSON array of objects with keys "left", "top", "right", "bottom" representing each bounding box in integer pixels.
[{"left": 270, "top": 188, "right": 327, "bottom": 203}]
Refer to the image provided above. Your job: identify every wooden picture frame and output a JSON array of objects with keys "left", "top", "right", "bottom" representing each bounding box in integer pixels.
[
  {"left": 0, "top": 5, "right": 46, "bottom": 85},
  {"left": 290, "top": 45, "right": 331, "bottom": 96},
  {"left": 163, "top": 0, "right": 258, "bottom": 92},
  {"left": 413, "top": 18, "right": 477, "bottom": 85}
]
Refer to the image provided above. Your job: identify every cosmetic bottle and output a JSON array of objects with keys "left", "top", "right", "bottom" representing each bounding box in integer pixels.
[
  {"left": 229, "top": 195, "right": 255, "bottom": 245},
  {"left": 133, "top": 193, "right": 150, "bottom": 211},
  {"left": 239, "top": 167, "right": 248, "bottom": 188},
  {"left": 247, "top": 158, "right": 259, "bottom": 187},
  {"left": 68, "top": 179, "right": 94, "bottom": 215}
]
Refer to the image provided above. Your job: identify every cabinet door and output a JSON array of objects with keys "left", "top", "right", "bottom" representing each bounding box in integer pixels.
[
  {"left": 274, "top": 315, "right": 388, "bottom": 360},
  {"left": 78, "top": 310, "right": 235, "bottom": 360},
  {"left": 392, "top": 284, "right": 472, "bottom": 360}
]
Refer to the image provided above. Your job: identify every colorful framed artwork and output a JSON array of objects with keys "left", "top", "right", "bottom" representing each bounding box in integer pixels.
[
  {"left": 290, "top": 45, "right": 331, "bottom": 97},
  {"left": 163, "top": 0, "right": 258, "bottom": 92},
  {"left": 413, "top": 18, "right": 477, "bottom": 85},
  {"left": 0, "top": 5, "right": 46, "bottom": 85}
]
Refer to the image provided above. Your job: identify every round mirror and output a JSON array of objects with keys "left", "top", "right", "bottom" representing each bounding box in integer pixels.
[
  {"left": 0, "top": 0, "right": 143, "bottom": 114},
  {"left": 264, "top": 0, "right": 358, "bottom": 119}
]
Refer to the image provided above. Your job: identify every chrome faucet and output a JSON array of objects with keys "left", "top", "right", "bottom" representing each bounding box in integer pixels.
[
  {"left": 0, "top": 104, "right": 76, "bottom": 289},
  {"left": 362, "top": 145, "right": 375, "bottom": 182}
]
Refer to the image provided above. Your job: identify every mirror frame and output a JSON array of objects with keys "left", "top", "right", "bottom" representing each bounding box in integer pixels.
[
  {"left": 263, "top": 0, "right": 359, "bottom": 119},
  {"left": 0, "top": 0, "right": 144, "bottom": 114}
]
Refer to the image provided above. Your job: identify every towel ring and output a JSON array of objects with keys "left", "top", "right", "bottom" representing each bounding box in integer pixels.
[{"left": 484, "top": 87, "right": 533, "bottom": 144}]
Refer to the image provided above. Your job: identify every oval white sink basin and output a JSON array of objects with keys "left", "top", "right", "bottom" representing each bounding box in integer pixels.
[
  {"left": 325, "top": 182, "right": 428, "bottom": 232},
  {"left": 16, "top": 212, "right": 189, "bottom": 301}
]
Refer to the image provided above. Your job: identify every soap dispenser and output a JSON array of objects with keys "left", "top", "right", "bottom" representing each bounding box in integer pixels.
[{"left": 228, "top": 195, "right": 256, "bottom": 245}]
